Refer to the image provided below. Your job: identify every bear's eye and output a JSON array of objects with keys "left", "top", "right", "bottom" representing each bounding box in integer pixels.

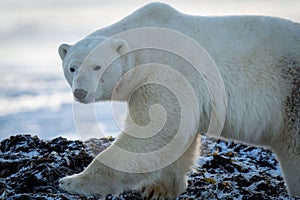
[
  {"left": 69, "top": 67, "right": 76, "bottom": 73},
  {"left": 93, "top": 66, "right": 101, "bottom": 71}
]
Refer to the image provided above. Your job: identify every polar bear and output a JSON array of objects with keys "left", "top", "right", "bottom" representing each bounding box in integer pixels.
[{"left": 58, "top": 2, "right": 300, "bottom": 199}]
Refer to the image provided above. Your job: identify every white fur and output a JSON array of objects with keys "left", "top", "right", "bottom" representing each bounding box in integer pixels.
[{"left": 58, "top": 2, "right": 300, "bottom": 198}]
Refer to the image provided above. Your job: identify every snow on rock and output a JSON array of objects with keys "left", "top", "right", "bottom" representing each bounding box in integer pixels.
[
  {"left": 182, "top": 136, "right": 292, "bottom": 200},
  {"left": 0, "top": 134, "right": 298, "bottom": 200},
  {"left": 0, "top": 134, "right": 95, "bottom": 200}
]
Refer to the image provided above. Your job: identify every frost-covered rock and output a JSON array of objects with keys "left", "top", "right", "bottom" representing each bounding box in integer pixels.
[
  {"left": 0, "top": 134, "right": 298, "bottom": 199},
  {"left": 0, "top": 135, "right": 94, "bottom": 199}
]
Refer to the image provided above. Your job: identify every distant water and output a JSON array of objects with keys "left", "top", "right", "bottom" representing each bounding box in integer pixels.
[{"left": 0, "top": 0, "right": 299, "bottom": 141}]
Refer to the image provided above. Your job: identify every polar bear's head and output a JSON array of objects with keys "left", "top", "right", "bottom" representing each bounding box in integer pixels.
[{"left": 58, "top": 36, "right": 134, "bottom": 103}]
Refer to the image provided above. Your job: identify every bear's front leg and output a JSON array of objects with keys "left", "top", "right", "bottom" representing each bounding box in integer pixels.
[
  {"left": 59, "top": 158, "right": 131, "bottom": 197},
  {"left": 60, "top": 154, "right": 152, "bottom": 197},
  {"left": 59, "top": 173, "right": 98, "bottom": 196},
  {"left": 141, "top": 176, "right": 186, "bottom": 200},
  {"left": 60, "top": 77, "right": 201, "bottom": 198},
  {"left": 141, "top": 134, "right": 201, "bottom": 199},
  {"left": 59, "top": 131, "right": 200, "bottom": 198},
  {"left": 140, "top": 163, "right": 188, "bottom": 200}
]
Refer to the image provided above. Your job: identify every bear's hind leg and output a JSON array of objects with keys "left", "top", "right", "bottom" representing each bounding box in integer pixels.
[
  {"left": 273, "top": 130, "right": 300, "bottom": 197},
  {"left": 274, "top": 149, "right": 300, "bottom": 197}
]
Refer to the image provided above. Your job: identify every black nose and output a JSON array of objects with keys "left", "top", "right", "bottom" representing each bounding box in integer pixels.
[{"left": 73, "top": 89, "right": 88, "bottom": 101}]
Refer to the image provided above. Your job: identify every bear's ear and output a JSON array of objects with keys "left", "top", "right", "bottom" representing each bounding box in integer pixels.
[
  {"left": 58, "top": 43, "right": 71, "bottom": 60},
  {"left": 111, "top": 39, "right": 129, "bottom": 54}
]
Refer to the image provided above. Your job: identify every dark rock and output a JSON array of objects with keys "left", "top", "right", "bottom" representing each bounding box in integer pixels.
[
  {"left": 0, "top": 134, "right": 95, "bottom": 199},
  {"left": 0, "top": 134, "right": 298, "bottom": 200},
  {"left": 0, "top": 134, "right": 40, "bottom": 153}
]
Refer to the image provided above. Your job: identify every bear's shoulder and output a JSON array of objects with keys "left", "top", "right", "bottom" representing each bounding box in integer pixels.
[
  {"left": 87, "top": 2, "right": 180, "bottom": 37},
  {"left": 135, "top": 2, "right": 178, "bottom": 17}
]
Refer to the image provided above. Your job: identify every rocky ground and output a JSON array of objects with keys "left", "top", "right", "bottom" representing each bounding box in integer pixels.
[{"left": 0, "top": 134, "right": 299, "bottom": 200}]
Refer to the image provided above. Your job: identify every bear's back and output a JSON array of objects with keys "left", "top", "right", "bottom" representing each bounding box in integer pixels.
[{"left": 87, "top": 3, "right": 300, "bottom": 62}]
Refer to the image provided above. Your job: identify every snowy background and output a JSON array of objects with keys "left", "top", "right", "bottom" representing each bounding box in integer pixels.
[{"left": 0, "top": 0, "right": 300, "bottom": 141}]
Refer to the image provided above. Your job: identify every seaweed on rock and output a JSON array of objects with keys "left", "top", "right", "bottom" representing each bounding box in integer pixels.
[{"left": 0, "top": 134, "right": 297, "bottom": 200}]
